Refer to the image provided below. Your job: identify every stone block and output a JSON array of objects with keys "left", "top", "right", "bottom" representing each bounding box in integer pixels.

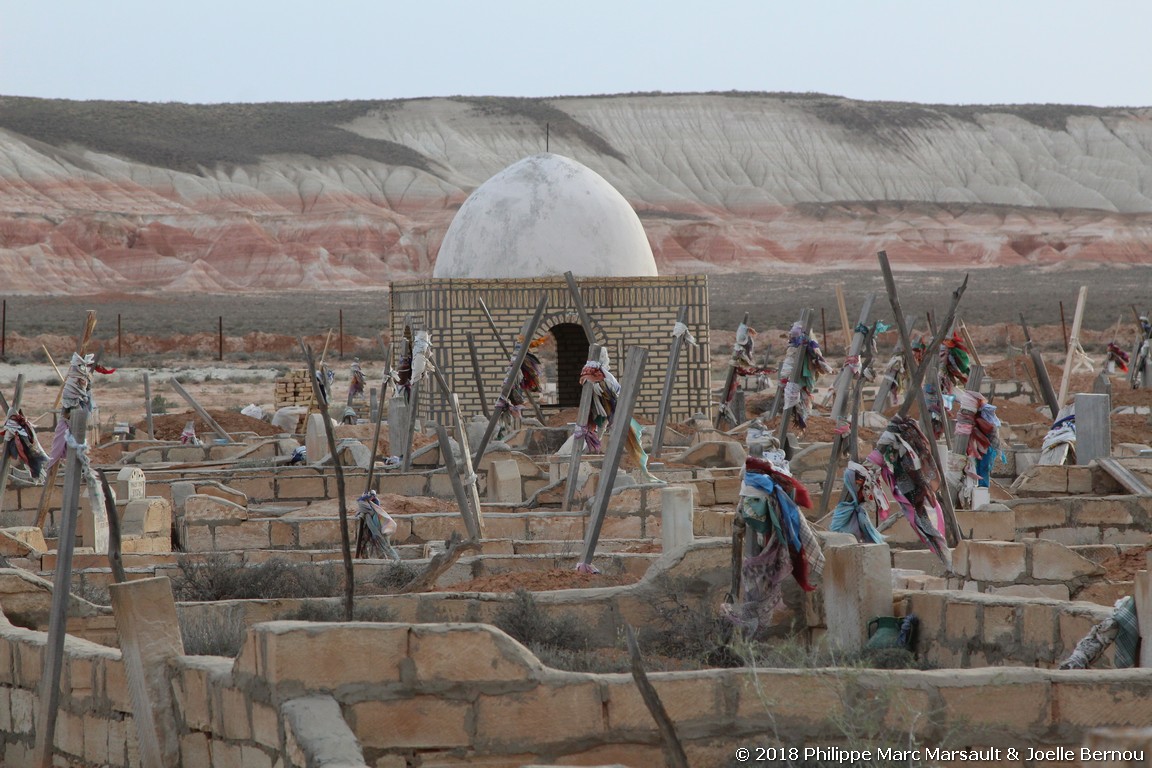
[
  {"left": 736, "top": 669, "right": 845, "bottom": 725},
  {"left": 227, "top": 475, "right": 276, "bottom": 503},
  {"left": 712, "top": 476, "right": 743, "bottom": 505},
  {"left": 1008, "top": 499, "right": 1070, "bottom": 529},
  {"left": 607, "top": 677, "right": 725, "bottom": 731},
  {"left": 1066, "top": 465, "right": 1094, "bottom": 494},
  {"left": 0, "top": 527, "right": 47, "bottom": 557},
  {"left": 935, "top": 669, "right": 1051, "bottom": 731},
  {"left": 953, "top": 507, "right": 1016, "bottom": 542},
  {"left": 121, "top": 498, "right": 173, "bottom": 538},
  {"left": 166, "top": 445, "right": 207, "bottom": 463},
  {"left": 823, "top": 543, "right": 892, "bottom": 653},
  {"left": 408, "top": 624, "right": 537, "bottom": 683},
  {"left": 1058, "top": 612, "right": 1100, "bottom": 659},
  {"left": 1075, "top": 498, "right": 1136, "bottom": 526},
  {"left": 691, "top": 480, "right": 716, "bottom": 507},
  {"left": 486, "top": 462, "right": 523, "bottom": 504},
  {"left": 353, "top": 697, "right": 471, "bottom": 749},
  {"left": 276, "top": 474, "right": 328, "bottom": 500},
  {"left": 660, "top": 486, "right": 694, "bottom": 553},
  {"left": 946, "top": 601, "right": 980, "bottom": 638},
  {"left": 965, "top": 541, "right": 1026, "bottom": 582},
  {"left": 1102, "top": 529, "right": 1152, "bottom": 546},
  {"left": 989, "top": 584, "right": 1070, "bottom": 600},
  {"left": 981, "top": 604, "right": 1016, "bottom": 645},
  {"left": 183, "top": 494, "right": 247, "bottom": 524},
  {"left": 1029, "top": 539, "right": 1105, "bottom": 581},
  {"left": 891, "top": 549, "right": 948, "bottom": 576},
  {"left": 212, "top": 522, "right": 271, "bottom": 550},
  {"left": 673, "top": 440, "right": 745, "bottom": 468},
  {"left": 1011, "top": 464, "right": 1067, "bottom": 495},
  {"left": 475, "top": 682, "right": 604, "bottom": 747},
  {"left": 251, "top": 622, "right": 408, "bottom": 688},
  {"left": 1040, "top": 527, "right": 1103, "bottom": 546}
]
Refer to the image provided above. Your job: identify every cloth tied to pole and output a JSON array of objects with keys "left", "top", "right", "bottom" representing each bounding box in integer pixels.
[
  {"left": 410, "top": 331, "right": 433, "bottom": 385},
  {"left": 671, "top": 320, "right": 698, "bottom": 347}
]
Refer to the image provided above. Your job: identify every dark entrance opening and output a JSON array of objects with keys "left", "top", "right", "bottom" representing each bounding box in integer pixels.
[{"left": 550, "top": 323, "right": 590, "bottom": 408}]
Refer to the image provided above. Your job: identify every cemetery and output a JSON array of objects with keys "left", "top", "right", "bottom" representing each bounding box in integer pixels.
[{"left": 0, "top": 154, "right": 1150, "bottom": 767}]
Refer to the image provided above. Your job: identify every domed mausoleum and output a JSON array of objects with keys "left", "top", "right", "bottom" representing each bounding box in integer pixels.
[
  {"left": 391, "top": 153, "right": 709, "bottom": 421},
  {"left": 433, "top": 154, "right": 659, "bottom": 280}
]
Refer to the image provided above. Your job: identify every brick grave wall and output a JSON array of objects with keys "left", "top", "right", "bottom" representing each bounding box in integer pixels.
[{"left": 390, "top": 275, "right": 711, "bottom": 424}]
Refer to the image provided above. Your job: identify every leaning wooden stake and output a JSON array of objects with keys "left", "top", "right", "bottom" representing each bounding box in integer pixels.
[
  {"left": 35, "top": 311, "right": 99, "bottom": 530},
  {"left": 300, "top": 339, "right": 354, "bottom": 621},
  {"left": 465, "top": 332, "right": 491, "bottom": 418},
  {"left": 142, "top": 372, "right": 155, "bottom": 439},
  {"left": 715, "top": 313, "right": 749, "bottom": 429},
  {"left": 625, "top": 624, "right": 689, "bottom": 768},
  {"left": 472, "top": 295, "right": 550, "bottom": 464},
  {"left": 776, "top": 308, "right": 814, "bottom": 456},
  {"left": 33, "top": 408, "right": 88, "bottom": 768},
  {"left": 98, "top": 469, "right": 127, "bottom": 584},
  {"left": 563, "top": 270, "right": 599, "bottom": 345},
  {"left": 951, "top": 365, "right": 986, "bottom": 459},
  {"left": 835, "top": 283, "right": 853, "bottom": 353},
  {"left": 169, "top": 378, "right": 232, "bottom": 443},
  {"left": 1056, "top": 285, "right": 1088, "bottom": 407},
  {"left": 871, "top": 315, "right": 917, "bottom": 413},
  {"left": 448, "top": 393, "right": 484, "bottom": 537},
  {"left": 577, "top": 346, "right": 647, "bottom": 571},
  {"left": 829, "top": 292, "right": 877, "bottom": 424},
  {"left": 477, "top": 296, "right": 546, "bottom": 423},
  {"left": 1020, "top": 314, "right": 1061, "bottom": 420},
  {"left": 878, "top": 250, "right": 967, "bottom": 545},
  {"left": 399, "top": 533, "right": 481, "bottom": 593},
  {"left": 0, "top": 374, "right": 26, "bottom": 514},
  {"left": 652, "top": 307, "right": 690, "bottom": 460},
  {"left": 435, "top": 423, "right": 480, "bottom": 540},
  {"left": 563, "top": 344, "right": 603, "bottom": 512},
  {"left": 818, "top": 325, "right": 879, "bottom": 518}
]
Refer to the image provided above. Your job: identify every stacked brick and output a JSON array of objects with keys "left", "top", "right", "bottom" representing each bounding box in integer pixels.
[
  {"left": 273, "top": 370, "right": 316, "bottom": 411},
  {"left": 390, "top": 275, "right": 711, "bottom": 424}
]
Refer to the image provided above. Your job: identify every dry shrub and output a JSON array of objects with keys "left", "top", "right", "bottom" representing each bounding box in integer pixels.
[{"left": 172, "top": 554, "right": 341, "bottom": 602}]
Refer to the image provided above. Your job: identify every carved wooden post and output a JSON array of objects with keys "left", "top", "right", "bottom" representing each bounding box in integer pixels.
[
  {"left": 465, "top": 332, "right": 490, "bottom": 418},
  {"left": 715, "top": 313, "right": 749, "bottom": 429},
  {"left": 1057, "top": 286, "right": 1088, "bottom": 407},
  {"left": 776, "top": 308, "right": 814, "bottom": 455},
  {"left": 830, "top": 293, "right": 876, "bottom": 424},
  {"left": 477, "top": 296, "right": 546, "bottom": 422}
]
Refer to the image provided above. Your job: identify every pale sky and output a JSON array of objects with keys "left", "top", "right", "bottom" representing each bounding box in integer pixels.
[{"left": 2, "top": 0, "right": 1149, "bottom": 107}]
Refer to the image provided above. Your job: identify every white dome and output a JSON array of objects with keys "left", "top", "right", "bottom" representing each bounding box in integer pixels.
[{"left": 433, "top": 153, "right": 658, "bottom": 279}]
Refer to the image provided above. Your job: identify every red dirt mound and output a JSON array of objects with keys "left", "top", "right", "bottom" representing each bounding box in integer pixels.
[{"left": 138, "top": 410, "right": 285, "bottom": 441}]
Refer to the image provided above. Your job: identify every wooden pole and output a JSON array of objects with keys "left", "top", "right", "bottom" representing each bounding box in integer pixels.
[
  {"left": 117, "top": 313, "right": 122, "bottom": 358},
  {"left": 776, "top": 308, "right": 813, "bottom": 455},
  {"left": 98, "top": 469, "right": 127, "bottom": 584},
  {"left": 300, "top": 339, "right": 354, "bottom": 621},
  {"left": 715, "top": 313, "right": 749, "bottom": 429},
  {"left": 652, "top": 307, "right": 689, "bottom": 459},
  {"left": 818, "top": 324, "right": 879, "bottom": 519},
  {"left": 448, "top": 393, "right": 484, "bottom": 537},
  {"left": 1, "top": 298, "right": 5, "bottom": 359},
  {"left": 878, "top": 251, "right": 967, "bottom": 545},
  {"left": 217, "top": 316, "right": 223, "bottom": 362},
  {"left": 563, "top": 343, "right": 602, "bottom": 512},
  {"left": 577, "top": 346, "right": 647, "bottom": 570},
  {"left": 563, "top": 270, "right": 599, "bottom": 345},
  {"left": 472, "top": 295, "right": 550, "bottom": 464},
  {"left": 958, "top": 320, "right": 982, "bottom": 367},
  {"left": 1056, "top": 286, "right": 1088, "bottom": 407},
  {"left": 820, "top": 307, "right": 828, "bottom": 353},
  {"left": 477, "top": 297, "right": 546, "bottom": 422},
  {"left": 871, "top": 315, "right": 917, "bottom": 413},
  {"left": 142, "top": 372, "right": 155, "bottom": 440},
  {"left": 33, "top": 408, "right": 87, "bottom": 768},
  {"left": 835, "top": 283, "right": 852, "bottom": 352},
  {"left": 1059, "top": 301, "right": 1068, "bottom": 350},
  {"left": 339, "top": 309, "right": 344, "bottom": 360},
  {"left": 0, "top": 374, "right": 27, "bottom": 514},
  {"left": 362, "top": 345, "right": 392, "bottom": 496},
  {"left": 435, "top": 423, "right": 480, "bottom": 540},
  {"left": 830, "top": 293, "right": 877, "bottom": 424},
  {"left": 400, "top": 377, "right": 421, "bottom": 472},
  {"left": 1020, "top": 314, "right": 1061, "bottom": 421},
  {"left": 35, "top": 311, "right": 98, "bottom": 530},
  {"left": 951, "top": 365, "right": 986, "bottom": 458},
  {"left": 465, "top": 332, "right": 490, "bottom": 419},
  {"left": 169, "top": 378, "right": 232, "bottom": 443}
]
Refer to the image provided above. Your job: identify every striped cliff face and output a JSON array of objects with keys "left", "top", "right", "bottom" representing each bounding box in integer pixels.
[{"left": 1, "top": 94, "right": 1151, "bottom": 294}]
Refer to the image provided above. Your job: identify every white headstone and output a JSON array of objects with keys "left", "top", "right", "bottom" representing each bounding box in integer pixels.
[
  {"left": 304, "top": 413, "right": 328, "bottom": 465},
  {"left": 116, "top": 466, "right": 146, "bottom": 502},
  {"left": 660, "top": 486, "right": 695, "bottom": 553}
]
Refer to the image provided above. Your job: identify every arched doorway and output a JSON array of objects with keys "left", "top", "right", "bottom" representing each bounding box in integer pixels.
[{"left": 550, "top": 323, "right": 590, "bottom": 408}]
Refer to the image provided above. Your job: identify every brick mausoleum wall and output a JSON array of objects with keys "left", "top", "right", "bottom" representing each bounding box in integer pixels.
[{"left": 390, "top": 276, "right": 711, "bottom": 423}]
